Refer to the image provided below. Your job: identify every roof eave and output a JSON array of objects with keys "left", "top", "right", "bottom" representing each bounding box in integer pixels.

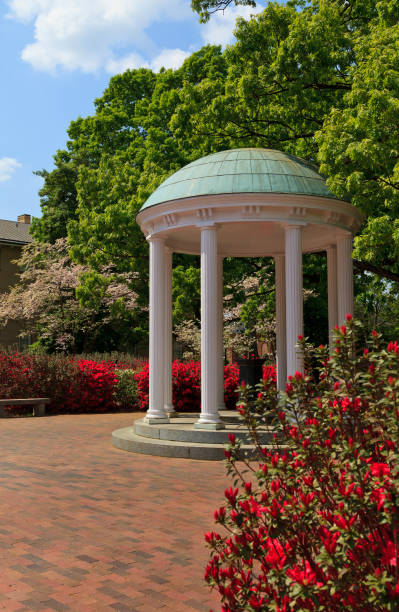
[{"left": 0, "top": 238, "right": 31, "bottom": 246}]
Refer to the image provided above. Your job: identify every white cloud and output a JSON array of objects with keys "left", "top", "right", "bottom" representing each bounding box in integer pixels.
[
  {"left": 6, "top": 0, "right": 191, "bottom": 74},
  {"left": 201, "top": 3, "right": 263, "bottom": 47},
  {"left": 6, "top": 0, "right": 262, "bottom": 75},
  {"left": 105, "top": 48, "right": 190, "bottom": 75},
  {"left": 0, "top": 158, "right": 22, "bottom": 182},
  {"left": 150, "top": 48, "right": 191, "bottom": 72}
]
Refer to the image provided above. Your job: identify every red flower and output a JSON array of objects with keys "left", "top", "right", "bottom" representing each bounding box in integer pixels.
[
  {"left": 228, "top": 433, "right": 236, "bottom": 445},
  {"left": 321, "top": 530, "right": 339, "bottom": 555},
  {"left": 381, "top": 540, "right": 398, "bottom": 567},
  {"left": 286, "top": 561, "right": 323, "bottom": 587},
  {"left": 370, "top": 463, "right": 391, "bottom": 479}
]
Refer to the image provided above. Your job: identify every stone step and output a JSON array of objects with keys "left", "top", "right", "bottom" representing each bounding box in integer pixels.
[
  {"left": 112, "top": 426, "right": 271, "bottom": 461},
  {"left": 134, "top": 418, "right": 274, "bottom": 445}
]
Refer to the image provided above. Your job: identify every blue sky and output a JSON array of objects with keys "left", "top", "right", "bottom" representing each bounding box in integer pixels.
[{"left": 0, "top": 0, "right": 262, "bottom": 223}]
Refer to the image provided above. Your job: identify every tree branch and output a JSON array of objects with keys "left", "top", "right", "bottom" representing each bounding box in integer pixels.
[
  {"left": 314, "top": 251, "right": 399, "bottom": 283},
  {"left": 353, "top": 259, "right": 399, "bottom": 283}
]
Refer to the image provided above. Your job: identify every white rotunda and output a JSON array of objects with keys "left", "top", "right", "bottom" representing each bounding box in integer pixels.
[{"left": 136, "top": 148, "right": 363, "bottom": 430}]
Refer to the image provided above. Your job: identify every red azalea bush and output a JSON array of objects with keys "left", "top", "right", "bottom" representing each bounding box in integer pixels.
[
  {"left": 0, "top": 354, "right": 118, "bottom": 413},
  {"left": 172, "top": 360, "right": 201, "bottom": 412},
  {"left": 205, "top": 318, "right": 399, "bottom": 611},
  {"left": 0, "top": 354, "right": 241, "bottom": 415},
  {"left": 135, "top": 361, "right": 240, "bottom": 412},
  {"left": 0, "top": 353, "right": 76, "bottom": 412},
  {"left": 65, "top": 359, "right": 117, "bottom": 413},
  {"left": 224, "top": 363, "right": 241, "bottom": 410},
  {"left": 135, "top": 362, "right": 149, "bottom": 410}
]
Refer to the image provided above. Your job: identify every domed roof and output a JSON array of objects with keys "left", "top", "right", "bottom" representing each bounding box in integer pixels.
[{"left": 140, "top": 148, "right": 337, "bottom": 211}]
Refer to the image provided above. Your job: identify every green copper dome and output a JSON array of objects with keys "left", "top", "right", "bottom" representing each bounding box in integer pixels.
[{"left": 140, "top": 148, "right": 337, "bottom": 211}]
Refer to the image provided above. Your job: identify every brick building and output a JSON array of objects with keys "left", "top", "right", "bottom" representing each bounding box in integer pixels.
[{"left": 0, "top": 214, "right": 32, "bottom": 348}]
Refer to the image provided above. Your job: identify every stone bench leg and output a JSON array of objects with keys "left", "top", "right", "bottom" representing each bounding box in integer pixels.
[{"left": 33, "top": 403, "right": 46, "bottom": 417}]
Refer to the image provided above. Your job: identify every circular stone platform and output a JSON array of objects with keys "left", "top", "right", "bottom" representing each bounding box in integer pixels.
[{"left": 112, "top": 412, "right": 274, "bottom": 461}]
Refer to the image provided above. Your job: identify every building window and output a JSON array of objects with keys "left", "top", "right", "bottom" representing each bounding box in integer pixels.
[{"left": 18, "top": 335, "right": 32, "bottom": 352}]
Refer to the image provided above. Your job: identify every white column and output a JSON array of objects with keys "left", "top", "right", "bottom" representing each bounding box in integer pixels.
[
  {"left": 285, "top": 225, "right": 303, "bottom": 377},
  {"left": 327, "top": 245, "right": 338, "bottom": 347},
  {"left": 164, "top": 247, "right": 175, "bottom": 417},
  {"left": 196, "top": 226, "right": 224, "bottom": 429},
  {"left": 217, "top": 255, "right": 225, "bottom": 412},
  {"left": 146, "top": 236, "right": 169, "bottom": 423},
  {"left": 337, "top": 233, "right": 354, "bottom": 325},
  {"left": 275, "top": 255, "right": 287, "bottom": 391}
]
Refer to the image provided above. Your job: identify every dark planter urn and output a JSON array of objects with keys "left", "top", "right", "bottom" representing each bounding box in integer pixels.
[{"left": 236, "top": 358, "right": 264, "bottom": 386}]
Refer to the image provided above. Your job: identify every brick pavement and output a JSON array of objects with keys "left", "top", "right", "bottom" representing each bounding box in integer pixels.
[{"left": 0, "top": 413, "right": 229, "bottom": 612}]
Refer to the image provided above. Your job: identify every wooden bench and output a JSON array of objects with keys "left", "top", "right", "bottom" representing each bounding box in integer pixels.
[{"left": 0, "top": 398, "right": 51, "bottom": 417}]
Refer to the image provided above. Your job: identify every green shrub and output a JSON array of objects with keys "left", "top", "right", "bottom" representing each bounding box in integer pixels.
[
  {"left": 114, "top": 369, "right": 139, "bottom": 410},
  {"left": 206, "top": 317, "right": 399, "bottom": 611}
]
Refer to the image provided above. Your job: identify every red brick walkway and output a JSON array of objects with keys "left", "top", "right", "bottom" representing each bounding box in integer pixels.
[{"left": 0, "top": 413, "right": 228, "bottom": 611}]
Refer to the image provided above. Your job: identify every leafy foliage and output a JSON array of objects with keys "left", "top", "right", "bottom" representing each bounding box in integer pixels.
[
  {"left": 24, "top": 0, "right": 399, "bottom": 351},
  {"left": 31, "top": 150, "right": 79, "bottom": 243},
  {"left": 206, "top": 318, "right": 399, "bottom": 611},
  {"left": 113, "top": 369, "right": 139, "bottom": 410},
  {"left": 184, "top": 0, "right": 399, "bottom": 279},
  {"left": 317, "top": 21, "right": 399, "bottom": 272},
  {"left": 191, "top": 0, "right": 256, "bottom": 23}
]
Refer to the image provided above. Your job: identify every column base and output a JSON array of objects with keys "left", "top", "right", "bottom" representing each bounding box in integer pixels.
[
  {"left": 144, "top": 415, "right": 170, "bottom": 425},
  {"left": 194, "top": 421, "right": 225, "bottom": 430},
  {"left": 164, "top": 404, "right": 178, "bottom": 418}
]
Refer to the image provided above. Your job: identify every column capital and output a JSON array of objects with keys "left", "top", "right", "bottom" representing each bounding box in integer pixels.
[
  {"left": 281, "top": 222, "right": 306, "bottom": 231},
  {"left": 336, "top": 231, "right": 353, "bottom": 242},
  {"left": 198, "top": 223, "right": 219, "bottom": 231},
  {"left": 146, "top": 234, "right": 165, "bottom": 244}
]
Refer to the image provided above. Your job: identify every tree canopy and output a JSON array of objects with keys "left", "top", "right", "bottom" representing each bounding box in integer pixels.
[
  {"left": 19, "top": 0, "right": 399, "bottom": 351},
  {"left": 191, "top": 0, "right": 255, "bottom": 23}
]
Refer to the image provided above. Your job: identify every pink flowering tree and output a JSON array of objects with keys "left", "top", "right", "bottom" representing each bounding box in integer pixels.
[
  {"left": 0, "top": 239, "right": 138, "bottom": 352},
  {"left": 205, "top": 317, "right": 399, "bottom": 611}
]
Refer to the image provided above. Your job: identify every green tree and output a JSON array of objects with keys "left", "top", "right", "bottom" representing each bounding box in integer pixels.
[
  {"left": 27, "top": 0, "right": 399, "bottom": 351},
  {"left": 31, "top": 150, "right": 79, "bottom": 243},
  {"left": 317, "top": 21, "right": 399, "bottom": 273},
  {"left": 66, "top": 49, "right": 226, "bottom": 333},
  {"left": 184, "top": 0, "right": 399, "bottom": 277},
  {"left": 182, "top": 0, "right": 399, "bottom": 338}
]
